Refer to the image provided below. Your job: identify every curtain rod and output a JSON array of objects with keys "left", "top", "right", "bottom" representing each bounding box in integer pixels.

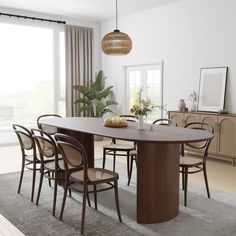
[{"left": 0, "top": 12, "right": 66, "bottom": 24}]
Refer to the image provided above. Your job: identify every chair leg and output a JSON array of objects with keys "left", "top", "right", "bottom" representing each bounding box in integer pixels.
[
  {"left": 102, "top": 149, "right": 106, "bottom": 169},
  {"left": 114, "top": 180, "right": 122, "bottom": 223},
  {"left": 81, "top": 183, "right": 87, "bottom": 235},
  {"left": 48, "top": 172, "right": 51, "bottom": 187},
  {"left": 127, "top": 156, "right": 134, "bottom": 186},
  {"left": 126, "top": 151, "right": 130, "bottom": 180},
  {"left": 184, "top": 167, "right": 188, "bottom": 207},
  {"left": 181, "top": 142, "right": 184, "bottom": 156},
  {"left": 60, "top": 178, "right": 68, "bottom": 220},
  {"left": 181, "top": 166, "right": 185, "bottom": 190},
  {"left": 113, "top": 151, "right": 116, "bottom": 172},
  {"left": 36, "top": 166, "right": 44, "bottom": 205},
  {"left": 31, "top": 163, "right": 36, "bottom": 202},
  {"left": 87, "top": 191, "right": 91, "bottom": 207},
  {"left": 68, "top": 188, "right": 72, "bottom": 197},
  {"left": 52, "top": 172, "right": 57, "bottom": 216},
  {"left": 203, "top": 164, "right": 210, "bottom": 199},
  {"left": 93, "top": 185, "right": 97, "bottom": 210},
  {"left": 17, "top": 158, "right": 25, "bottom": 194}
]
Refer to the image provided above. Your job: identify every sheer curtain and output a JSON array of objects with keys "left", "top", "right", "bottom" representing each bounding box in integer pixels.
[
  {"left": 0, "top": 20, "right": 65, "bottom": 145},
  {"left": 65, "top": 25, "right": 93, "bottom": 117}
]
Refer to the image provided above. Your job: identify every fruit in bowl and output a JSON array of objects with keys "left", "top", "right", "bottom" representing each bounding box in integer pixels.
[{"left": 104, "top": 116, "right": 128, "bottom": 127}]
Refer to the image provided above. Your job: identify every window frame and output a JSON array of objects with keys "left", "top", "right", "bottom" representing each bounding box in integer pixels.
[{"left": 125, "top": 62, "right": 163, "bottom": 121}]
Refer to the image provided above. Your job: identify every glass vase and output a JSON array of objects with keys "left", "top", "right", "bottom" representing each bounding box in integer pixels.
[{"left": 138, "top": 115, "right": 144, "bottom": 130}]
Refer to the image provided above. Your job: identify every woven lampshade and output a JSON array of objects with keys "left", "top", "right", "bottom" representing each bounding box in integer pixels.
[{"left": 101, "top": 29, "right": 132, "bottom": 55}]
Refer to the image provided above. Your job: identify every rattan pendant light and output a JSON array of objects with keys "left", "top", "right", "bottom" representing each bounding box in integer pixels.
[{"left": 101, "top": 0, "right": 132, "bottom": 55}]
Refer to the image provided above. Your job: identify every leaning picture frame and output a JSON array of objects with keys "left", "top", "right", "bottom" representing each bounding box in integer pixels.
[{"left": 198, "top": 67, "right": 228, "bottom": 112}]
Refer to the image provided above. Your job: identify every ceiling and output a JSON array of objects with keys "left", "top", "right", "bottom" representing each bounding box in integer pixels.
[{"left": 0, "top": 0, "right": 180, "bottom": 21}]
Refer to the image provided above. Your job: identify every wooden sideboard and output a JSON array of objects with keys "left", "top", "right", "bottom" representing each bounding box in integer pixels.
[{"left": 168, "top": 111, "right": 236, "bottom": 166}]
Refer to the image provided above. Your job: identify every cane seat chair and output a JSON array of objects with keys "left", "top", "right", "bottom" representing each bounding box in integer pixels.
[
  {"left": 127, "top": 118, "right": 177, "bottom": 185},
  {"left": 152, "top": 118, "right": 177, "bottom": 126},
  {"left": 12, "top": 124, "right": 41, "bottom": 202},
  {"left": 102, "top": 115, "right": 138, "bottom": 179},
  {"left": 55, "top": 133, "right": 122, "bottom": 235},
  {"left": 31, "top": 128, "right": 66, "bottom": 216},
  {"left": 180, "top": 122, "right": 214, "bottom": 206},
  {"left": 37, "top": 114, "right": 61, "bottom": 135}
]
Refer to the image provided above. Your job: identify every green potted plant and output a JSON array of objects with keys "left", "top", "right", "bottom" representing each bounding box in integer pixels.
[{"left": 73, "top": 70, "right": 117, "bottom": 117}]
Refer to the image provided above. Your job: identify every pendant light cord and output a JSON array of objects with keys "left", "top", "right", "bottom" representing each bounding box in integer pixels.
[{"left": 116, "top": 0, "right": 118, "bottom": 30}]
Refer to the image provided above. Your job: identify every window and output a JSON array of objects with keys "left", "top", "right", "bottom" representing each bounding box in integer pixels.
[
  {"left": 0, "top": 20, "right": 65, "bottom": 145},
  {"left": 126, "top": 63, "right": 163, "bottom": 122}
]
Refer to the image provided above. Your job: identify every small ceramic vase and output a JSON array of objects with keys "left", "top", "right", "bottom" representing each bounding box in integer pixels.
[
  {"left": 190, "top": 103, "right": 197, "bottom": 112},
  {"left": 178, "top": 99, "right": 186, "bottom": 111}
]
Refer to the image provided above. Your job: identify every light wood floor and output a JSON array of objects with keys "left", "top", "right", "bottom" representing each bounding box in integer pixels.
[{"left": 1, "top": 140, "right": 236, "bottom": 235}]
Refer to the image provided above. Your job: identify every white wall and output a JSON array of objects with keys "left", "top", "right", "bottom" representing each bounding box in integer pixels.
[
  {"left": 0, "top": 7, "right": 101, "bottom": 75},
  {"left": 101, "top": 0, "right": 236, "bottom": 113}
]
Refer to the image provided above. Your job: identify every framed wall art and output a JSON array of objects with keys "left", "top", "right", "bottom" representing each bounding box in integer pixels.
[{"left": 198, "top": 67, "right": 228, "bottom": 112}]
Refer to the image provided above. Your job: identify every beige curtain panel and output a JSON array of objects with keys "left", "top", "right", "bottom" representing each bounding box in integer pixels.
[{"left": 65, "top": 25, "right": 93, "bottom": 117}]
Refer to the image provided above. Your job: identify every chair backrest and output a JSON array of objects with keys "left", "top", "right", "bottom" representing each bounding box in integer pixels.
[
  {"left": 183, "top": 122, "right": 214, "bottom": 162},
  {"left": 37, "top": 114, "right": 61, "bottom": 135},
  {"left": 55, "top": 134, "right": 87, "bottom": 175},
  {"left": 120, "top": 115, "right": 138, "bottom": 122},
  {"left": 12, "top": 124, "right": 35, "bottom": 152},
  {"left": 31, "top": 128, "right": 58, "bottom": 164},
  {"left": 152, "top": 118, "right": 177, "bottom": 127},
  {"left": 111, "top": 115, "right": 137, "bottom": 145}
]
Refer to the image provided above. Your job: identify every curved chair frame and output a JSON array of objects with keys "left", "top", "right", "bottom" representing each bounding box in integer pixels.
[
  {"left": 12, "top": 124, "right": 41, "bottom": 202},
  {"left": 102, "top": 115, "right": 138, "bottom": 180},
  {"left": 180, "top": 122, "right": 214, "bottom": 206},
  {"left": 152, "top": 118, "right": 177, "bottom": 126},
  {"left": 55, "top": 133, "right": 122, "bottom": 235},
  {"left": 31, "top": 128, "right": 65, "bottom": 216},
  {"left": 37, "top": 114, "right": 61, "bottom": 135}
]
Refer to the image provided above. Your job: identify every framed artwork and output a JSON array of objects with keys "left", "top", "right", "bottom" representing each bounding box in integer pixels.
[{"left": 198, "top": 67, "right": 228, "bottom": 112}]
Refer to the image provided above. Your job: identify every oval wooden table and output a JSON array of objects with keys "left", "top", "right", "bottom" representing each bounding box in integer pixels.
[{"left": 40, "top": 117, "right": 214, "bottom": 224}]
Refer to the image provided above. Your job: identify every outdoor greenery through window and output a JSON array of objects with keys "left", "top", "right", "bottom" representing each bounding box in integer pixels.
[
  {"left": 126, "top": 63, "right": 163, "bottom": 122},
  {"left": 0, "top": 20, "right": 65, "bottom": 144}
]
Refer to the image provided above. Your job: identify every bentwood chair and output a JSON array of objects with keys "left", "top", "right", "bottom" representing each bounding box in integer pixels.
[
  {"left": 37, "top": 114, "right": 61, "bottom": 135},
  {"left": 12, "top": 124, "right": 41, "bottom": 202},
  {"left": 180, "top": 122, "right": 214, "bottom": 206},
  {"left": 31, "top": 128, "right": 65, "bottom": 216},
  {"left": 102, "top": 115, "right": 137, "bottom": 180},
  {"left": 127, "top": 118, "right": 177, "bottom": 186},
  {"left": 55, "top": 133, "right": 122, "bottom": 235},
  {"left": 152, "top": 118, "right": 177, "bottom": 126}
]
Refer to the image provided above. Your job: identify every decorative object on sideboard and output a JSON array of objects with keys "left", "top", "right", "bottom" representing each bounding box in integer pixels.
[
  {"left": 189, "top": 91, "right": 198, "bottom": 112},
  {"left": 178, "top": 99, "right": 187, "bottom": 112},
  {"left": 101, "top": 0, "right": 132, "bottom": 55},
  {"left": 198, "top": 67, "right": 228, "bottom": 112}
]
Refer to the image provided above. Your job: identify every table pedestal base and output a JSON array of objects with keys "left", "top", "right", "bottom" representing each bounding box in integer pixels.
[{"left": 137, "top": 142, "right": 180, "bottom": 223}]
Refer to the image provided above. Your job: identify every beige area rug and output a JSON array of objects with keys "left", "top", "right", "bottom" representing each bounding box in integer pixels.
[{"left": 0, "top": 159, "right": 236, "bottom": 236}]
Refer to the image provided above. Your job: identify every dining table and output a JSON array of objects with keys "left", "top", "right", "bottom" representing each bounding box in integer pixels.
[{"left": 40, "top": 117, "right": 214, "bottom": 224}]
